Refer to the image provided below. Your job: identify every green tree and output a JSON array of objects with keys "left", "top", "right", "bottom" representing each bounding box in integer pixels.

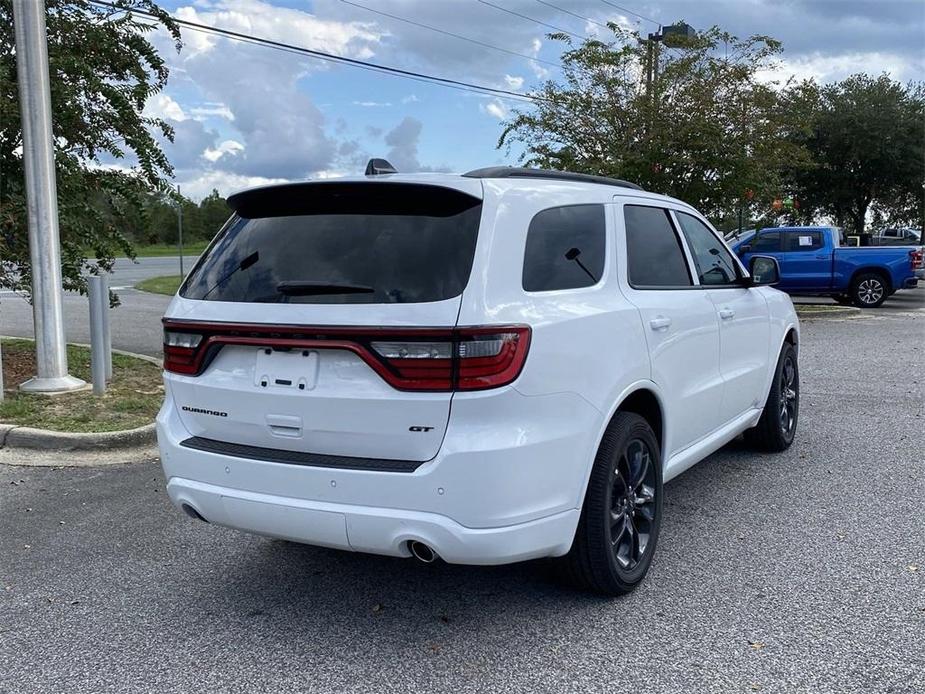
[
  {"left": 499, "top": 25, "right": 810, "bottom": 223},
  {"left": 0, "top": 0, "right": 180, "bottom": 300},
  {"left": 198, "top": 188, "right": 231, "bottom": 240},
  {"left": 786, "top": 74, "right": 924, "bottom": 234}
]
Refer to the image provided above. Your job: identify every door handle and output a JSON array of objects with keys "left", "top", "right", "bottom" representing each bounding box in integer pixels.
[
  {"left": 649, "top": 316, "right": 672, "bottom": 331},
  {"left": 718, "top": 308, "right": 736, "bottom": 320},
  {"left": 814, "top": 254, "right": 828, "bottom": 259}
]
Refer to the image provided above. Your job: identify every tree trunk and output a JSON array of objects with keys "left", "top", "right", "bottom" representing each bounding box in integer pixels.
[{"left": 851, "top": 199, "right": 870, "bottom": 235}]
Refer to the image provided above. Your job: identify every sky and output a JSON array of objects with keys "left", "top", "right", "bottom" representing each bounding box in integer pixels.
[{"left": 139, "top": 0, "right": 925, "bottom": 200}]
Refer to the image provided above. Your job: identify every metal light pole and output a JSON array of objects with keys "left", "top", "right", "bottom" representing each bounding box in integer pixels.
[
  {"left": 13, "top": 0, "right": 85, "bottom": 392},
  {"left": 177, "top": 184, "right": 184, "bottom": 278}
]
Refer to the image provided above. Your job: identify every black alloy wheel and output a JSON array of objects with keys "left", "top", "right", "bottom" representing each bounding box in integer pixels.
[
  {"left": 609, "top": 438, "right": 657, "bottom": 572},
  {"left": 560, "top": 412, "right": 663, "bottom": 595},
  {"left": 745, "top": 341, "right": 799, "bottom": 452}
]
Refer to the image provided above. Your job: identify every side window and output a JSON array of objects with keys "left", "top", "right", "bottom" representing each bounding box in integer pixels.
[
  {"left": 522, "top": 204, "right": 605, "bottom": 291},
  {"left": 783, "top": 231, "right": 823, "bottom": 252},
  {"left": 624, "top": 205, "right": 692, "bottom": 287},
  {"left": 675, "top": 212, "right": 740, "bottom": 286},
  {"left": 750, "top": 232, "right": 781, "bottom": 252}
]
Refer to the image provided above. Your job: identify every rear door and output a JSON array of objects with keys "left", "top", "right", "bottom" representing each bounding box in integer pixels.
[
  {"left": 672, "top": 210, "right": 770, "bottom": 423},
  {"left": 618, "top": 203, "right": 725, "bottom": 457},
  {"left": 164, "top": 181, "right": 484, "bottom": 462}
]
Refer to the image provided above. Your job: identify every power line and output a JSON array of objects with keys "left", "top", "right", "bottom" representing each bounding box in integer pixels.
[
  {"left": 339, "top": 0, "right": 560, "bottom": 69},
  {"left": 475, "top": 0, "right": 585, "bottom": 41},
  {"left": 598, "top": 0, "right": 660, "bottom": 27},
  {"left": 87, "top": 0, "right": 542, "bottom": 103},
  {"left": 534, "top": 0, "right": 612, "bottom": 31}
]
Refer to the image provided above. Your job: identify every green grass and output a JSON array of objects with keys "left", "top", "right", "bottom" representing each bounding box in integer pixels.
[
  {"left": 135, "top": 274, "right": 183, "bottom": 295},
  {"left": 0, "top": 339, "right": 163, "bottom": 433},
  {"left": 127, "top": 242, "right": 208, "bottom": 258},
  {"left": 794, "top": 304, "right": 858, "bottom": 313}
]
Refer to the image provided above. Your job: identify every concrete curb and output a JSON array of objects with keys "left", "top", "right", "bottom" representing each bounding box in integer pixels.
[
  {"left": 2, "top": 422, "right": 156, "bottom": 451},
  {"left": 0, "top": 337, "right": 161, "bottom": 465}
]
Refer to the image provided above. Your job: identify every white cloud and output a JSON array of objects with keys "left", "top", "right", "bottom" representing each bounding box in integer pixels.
[
  {"left": 765, "top": 51, "right": 918, "bottom": 84},
  {"left": 401, "top": 94, "right": 420, "bottom": 104},
  {"left": 203, "top": 139, "right": 245, "bottom": 162},
  {"left": 504, "top": 75, "right": 524, "bottom": 90},
  {"left": 480, "top": 99, "right": 508, "bottom": 120},
  {"left": 175, "top": 0, "right": 381, "bottom": 61},
  {"left": 144, "top": 93, "right": 187, "bottom": 122},
  {"left": 353, "top": 101, "right": 393, "bottom": 107},
  {"left": 527, "top": 38, "right": 550, "bottom": 80},
  {"left": 175, "top": 170, "right": 291, "bottom": 201},
  {"left": 189, "top": 103, "right": 235, "bottom": 121}
]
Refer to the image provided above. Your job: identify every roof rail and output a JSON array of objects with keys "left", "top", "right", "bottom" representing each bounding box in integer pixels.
[{"left": 462, "top": 166, "right": 643, "bottom": 191}]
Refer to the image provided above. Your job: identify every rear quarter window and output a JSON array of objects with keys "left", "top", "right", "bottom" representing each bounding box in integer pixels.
[
  {"left": 522, "top": 204, "right": 606, "bottom": 291},
  {"left": 181, "top": 183, "right": 482, "bottom": 304}
]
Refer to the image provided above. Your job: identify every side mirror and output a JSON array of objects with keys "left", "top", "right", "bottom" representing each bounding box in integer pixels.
[{"left": 749, "top": 255, "right": 780, "bottom": 286}]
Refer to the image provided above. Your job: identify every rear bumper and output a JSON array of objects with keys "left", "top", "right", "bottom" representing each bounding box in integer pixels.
[
  {"left": 157, "top": 387, "right": 601, "bottom": 564},
  {"left": 903, "top": 276, "right": 920, "bottom": 288},
  {"left": 165, "top": 477, "right": 578, "bottom": 564}
]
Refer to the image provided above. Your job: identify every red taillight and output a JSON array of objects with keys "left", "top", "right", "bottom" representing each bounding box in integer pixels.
[
  {"left": 162, "top": 321, "right": 530, "bottom": 392},
  {"left": 370, "top": 327, "right": 531, "bottom": 391},
  {"left": 910, "top": 249, "right": 924, "bottom": 270},
  {"left": 163, "top": 330, "right": 203, "bottom": 375}
]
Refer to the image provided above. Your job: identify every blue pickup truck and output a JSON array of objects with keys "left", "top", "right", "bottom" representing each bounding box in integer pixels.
[{"left": 729, "top": 226, "right": 923, "bottom": 308}]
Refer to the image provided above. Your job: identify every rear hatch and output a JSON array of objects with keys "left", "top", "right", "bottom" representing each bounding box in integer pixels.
[{"left": 163, "top": 180, "right": 484, "bottom": 463}]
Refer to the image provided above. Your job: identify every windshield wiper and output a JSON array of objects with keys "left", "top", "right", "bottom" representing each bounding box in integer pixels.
[{"left": 276, "top": 281, "right": 375, "bottom": 296}]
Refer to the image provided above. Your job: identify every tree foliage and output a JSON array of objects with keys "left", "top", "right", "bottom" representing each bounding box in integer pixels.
[
  {"left": 785, "top": 74, "right": 925, "bottom": 233},
  {"left": 500, "top": 25, "right": 811, "bottom": 222},
  {"left": 0, "top": 0, "right": 181, "bottom": 301}
]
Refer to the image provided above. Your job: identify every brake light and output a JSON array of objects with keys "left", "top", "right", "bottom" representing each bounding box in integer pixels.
[
  {"left": 910, "top": 249, "right": 924, "bottom": 270},
  {"left": 162, "top": 321, "right": 530, "bottom": 392},
  {"left": 163, "top": 330, "right": 203, "bottom": 375},
  {"left": 370, "top": 327, "right": 530, "bottom": 391}
]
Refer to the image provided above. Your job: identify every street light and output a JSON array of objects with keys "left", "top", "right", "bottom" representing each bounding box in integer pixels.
[
  {"left": 162, "top": 185, "right": 185, "bottom": 278},
  {"left": 639, "top": 23, "right": 697, "bottom": 132}
]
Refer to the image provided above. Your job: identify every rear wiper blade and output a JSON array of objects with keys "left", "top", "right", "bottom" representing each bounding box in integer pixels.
[
  {"left": 276, "top": 281, "right": 375, "bottom": 296},
  {"left": 201, "top": 251, "right": 259, "bottom": 300}
]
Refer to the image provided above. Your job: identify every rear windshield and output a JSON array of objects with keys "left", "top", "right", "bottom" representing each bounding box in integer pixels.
[{"left": 180, "top": 183, "right": 482, "bottom": 304}]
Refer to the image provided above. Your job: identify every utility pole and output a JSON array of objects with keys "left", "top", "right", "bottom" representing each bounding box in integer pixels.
[{"left": 13, "top": 0, "right": 85, "bottom": 392}]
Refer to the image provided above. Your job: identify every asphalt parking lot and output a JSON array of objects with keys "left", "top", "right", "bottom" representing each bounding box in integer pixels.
[{"left": 2, "top": 310, "right": 923, "bottom": 694}]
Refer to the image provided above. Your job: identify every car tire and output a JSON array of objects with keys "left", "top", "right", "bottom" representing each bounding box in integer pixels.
[
  {"left": 745, "top": 342, "right": 799, "bottom": 452},
  {"left": 559, "top": 412, "right": 663, "bottom": 595},
  {"left": 851, "top": 272, "right": 888, "bottom": 308}
]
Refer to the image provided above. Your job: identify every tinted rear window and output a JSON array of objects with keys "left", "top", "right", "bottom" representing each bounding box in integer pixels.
[
  {"left": 181, "top": 183, "right": 482, "bottom": 304},
  {"left": 522, "top": 204, "right": 605, "bottom": 291}
]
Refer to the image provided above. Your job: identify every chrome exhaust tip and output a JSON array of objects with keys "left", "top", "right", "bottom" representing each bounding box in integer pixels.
[
  {"left": 181, "top": 503, "right": 208, "bottom": 522},
  {"left": 409, "top": 540, "right": 437, "bottom": 563}
]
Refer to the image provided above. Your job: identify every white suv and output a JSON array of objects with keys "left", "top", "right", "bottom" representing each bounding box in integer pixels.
[{"left": 156, "top": 165, "right": 799, "bottom": 595}]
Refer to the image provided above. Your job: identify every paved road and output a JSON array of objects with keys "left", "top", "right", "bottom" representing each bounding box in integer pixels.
[
  {"left": 2, "top": 311, "right": 923, "bottom": 693},
  {"left": 0, "top": 256, "right": 182, "bottom": 358}
]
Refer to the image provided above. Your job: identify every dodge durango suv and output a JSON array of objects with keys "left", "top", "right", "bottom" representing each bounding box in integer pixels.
[{"left": 156, "top": 164, "right": 800, "bottom": 595}]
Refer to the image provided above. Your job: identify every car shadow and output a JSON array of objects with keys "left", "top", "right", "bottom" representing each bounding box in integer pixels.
[{"left": 165, "top": 435, "right": 793, "bottom": 656}]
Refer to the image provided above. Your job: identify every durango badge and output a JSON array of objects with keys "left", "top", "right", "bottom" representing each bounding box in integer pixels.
[{"left": 181, "top": 406, "right": 228, "bottom": 417}]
